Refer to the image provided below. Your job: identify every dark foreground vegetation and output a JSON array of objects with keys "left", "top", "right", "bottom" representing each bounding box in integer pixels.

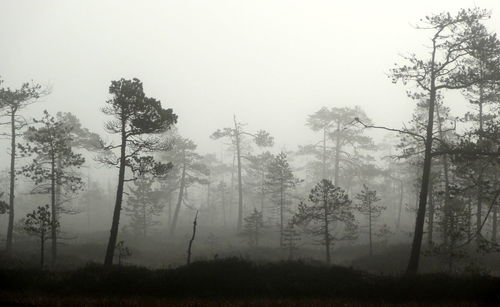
[{"left": 0, "top": 258, "right": 499, "bottom": 306}]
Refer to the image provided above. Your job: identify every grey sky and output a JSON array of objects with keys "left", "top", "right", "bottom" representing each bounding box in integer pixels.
[{"left": 1, "top": 0, "right": 499, "bottom": 156}]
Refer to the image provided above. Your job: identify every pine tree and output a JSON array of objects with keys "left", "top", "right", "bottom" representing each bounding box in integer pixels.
[
  {"left": 355, "top": 185, "right": 384, "bottom": 256},
  {"left": 294, "top": 179, "right": 357, "bottom": 264},
  {"left": 124, "top": 176, "right": 163, "bottom": 237},
  {"left": 22, "top": 204, "right": 58, "bottom": 268},
  {"left": 265, "top": 151, "right": 299, "bottom": 247},
  {"left": 240, "top": 208, "right": 264, "bottom": 246}
]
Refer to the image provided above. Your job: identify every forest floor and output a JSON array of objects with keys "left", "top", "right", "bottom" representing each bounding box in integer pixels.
[
  {"left": 0, "top": 258, "right": 498, "bottom": 306},
  {"left": 0, "top": 293, "right": 497, "bottom": 307}
]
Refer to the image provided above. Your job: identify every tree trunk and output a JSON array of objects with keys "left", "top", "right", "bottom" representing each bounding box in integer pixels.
[
  {"left": 323, "top": 193, "right": 330, "bottom": 265},
  {"left": 435, "top": 103, "right": 451, "bottom": 245},
  {"left": 279, "top": 181, "right": 284, "bottom": 248},
  {"left": 322, "top": 128, "right": 327, "bottom": 180},
  {"left": 406, "top": 41, "right": 437, "bottom": 275},
  {"left": 427, "top": 181, "right": 434, "bottom": 246},
  {"left": 369, "top": 205, "right": 373, "bottom": 256},
  {"left": 50, "top": 153, "right": 57, "bottom": 267},
  {"left": 104, "top": 120, "right": 127, "bottom": 266},
  {"left": 397, "top": 180, "right": 403, "bottom": 229},
  {"left": 143, "top": 202, "right": 147, "bottom": 238},
  {"left": 235, "top": 130, "right": 243, "bottom": 231},
  {"left": 334, "top": 121, "right": 341, "bottom": 186},
  {"left": 186, "top": 211, "right": 198, "bottom": 265},
  {"left": 6, "top": 110, "right": 16, "bottom": 254},
  {"left": 492, "top": 203, "right": 498, "bottom": 243},
  {"left": 170, "top": 158, "right": 186, "bottom": 236},
  {"left": 40, "top": 231, "right": 45, "bottom": 268}
]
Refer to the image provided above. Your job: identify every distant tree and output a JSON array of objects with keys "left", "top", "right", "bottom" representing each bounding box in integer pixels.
[
  {"left": 19, "top": 110, "right": 85, "bottom": 266},
  {"left": 294, "top": 179, "right": 356, "bottom": 264},
  {"left": 160, "top": 136, "right": 209, "bottom": 236},
  {"left": 265, "top": 152, "right": 299, "bottom": 247},
  {"left": 282, "top": 221, "right": 301, "bottom": 260},
  {"left": 299, "top": 106, "right": 374, "bottom": 186},
  {"left": 240, "top": 208, "right": 265, "bottom": 246},
  {"left": 99, "top": 78, "right": 177, "bottom": 266},
  {"left": 21, "top": 204, "right": 58, "bottom": 268},
  {"left": 245, "top": 151, "right": 274, "bottom": 215},
  {"left": 355, "top": 185, "right": 384, "bottom": 256},
  {"left": 211, "top": 115, "right": 273, "bottom": 230},
  {"left": 115, "top": 240, "right": 132, "bottom": 266},
  {"left": 0, "top": 192, "right": 8, "bottom": 214},
  {"left": 124, "top": 175, "right": 163, "bottom": 237},
  {"left": 0, "top": 80, "right": 44, "bottom": 254}
]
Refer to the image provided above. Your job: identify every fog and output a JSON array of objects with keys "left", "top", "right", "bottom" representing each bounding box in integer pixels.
[{"left": 0, "top": 0, "right": 499, "bottom": 279}]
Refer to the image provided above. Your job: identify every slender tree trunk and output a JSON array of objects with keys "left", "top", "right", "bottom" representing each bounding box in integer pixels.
[
  {"left": 427, "top": 180, "right": 434, "bottom": 246},
  {"left": 170, "top": 159, "right": 186, "bottom": 236},
  {"left": 397, "top": 180, "right": 403, "bottom": 229},
  {"left": 50, "top": 153, "right": 57, "bottom": 267},
  {"left": 235, "top": 131, "right": 243, "bottom": 231},
  {"left": 279, "top": 181, "right": 284, "bottom": 248},
  {"left": 334, "top": 121, "right": 341, "bottom": 186},
  {"left": 143, "top": 202, "right": 147, "bottom": 238},
  {"left": 104, "top": 120, "right": 127, "bottom": 266},
  {"left": 322, "top": 128, "right": 327, "bottom": 180},
  {"left": 40, "top": 231, "right": 45, "bottom": 268},
  {"left": 369, "top": 206, "right": 373, "bottom": 256},
  {"left": 186, "top": 211, "right": 198, "bottom": 265},
  {"left": 6, "top": 110, "right": 16, "bottom": 254},
  {"left": 221, "top": 188, "right": 227, "bottom": 227},
  {"left": 435, "top": 103, "right": 451, "bottom": 245},
  {"left": 323, "top": 193, "right": 330, "bottom": 265},
  {"left": 406, "top": 41, "right": 437, "bottom": 275},
  {"left": 476, "top": 74, "right": 484, "bottom": 240}
]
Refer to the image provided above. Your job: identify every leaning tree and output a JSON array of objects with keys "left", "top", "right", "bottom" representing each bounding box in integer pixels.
[{"left": 99, "top": 78, "right": 177, "bottom": 266}]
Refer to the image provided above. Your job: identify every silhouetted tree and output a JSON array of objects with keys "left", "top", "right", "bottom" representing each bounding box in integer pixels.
[
  {"left": 19, "top": 110, "right": 85, "bottom": 266},
  {"left": 294, "top": 179, "right": 356, "bottom": 264},
  {"left": 22, "top": 204, "right": 58, "bottom": 268},
  {"left": 389, "top": 8, "right": 492, "bottom": 274},
  {"left": 240, "top": 208, "right": 264, "bottom": 246},
  {"left": 124, "top": 175, "right": 163, "bottom": 237},
  {"left": 100, "top": 78, "right": 177, "bottom": 266},
  {"left": 265, "top": 152, "right": 299, "bottom": 247},
  {"left": 355, "top": 184, "right": 384, "bottom": 256},
  {"left": 282, "top": 221, "right": 301, "bottom": 259}
]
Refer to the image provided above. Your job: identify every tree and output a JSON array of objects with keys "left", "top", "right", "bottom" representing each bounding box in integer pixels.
[
  {"left": 355, "top": 184, "right": 384, "bottom": 256},
  {"left": 265, "top": 152, "right": 299, "bottom": 247},
  {"left": 282, "top": 221, "right": 301, "bottom": 260},
  {"left": 124, "top": 175, "right": 163, "bottom": 237},
  {"left": 300, "top": 106, "right": 374, "bottom": 186},
  {"left": 389, "top": 8, "right": 492, "bottom": 274},
  {"left": 19, "top": 110, "right": 85, "bottom": 266},
  {"left": 0, "top": 80, "right": 44, "bottom": 254},
  {"left": 240, "top": 208, "right": 264, "bottom": 246},
  {"left": 160, "top": 136, "right": 209, "bottom": 236},
  {"left": 211, "top": 115, "right": 273, "bottom": 230},
  {"left": 294, "top": 179, "right": 356, "bottom": 264},
  {"left": 100, "top": 78, "right": 177, "bottom": 266},
  {"left": 22, "top": 204, "right": 58, "bottom": 268}
]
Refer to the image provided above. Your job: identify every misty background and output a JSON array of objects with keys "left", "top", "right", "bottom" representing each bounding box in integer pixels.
[{"left": 0, "top": 1, "right": 499, "bottom": 271}]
